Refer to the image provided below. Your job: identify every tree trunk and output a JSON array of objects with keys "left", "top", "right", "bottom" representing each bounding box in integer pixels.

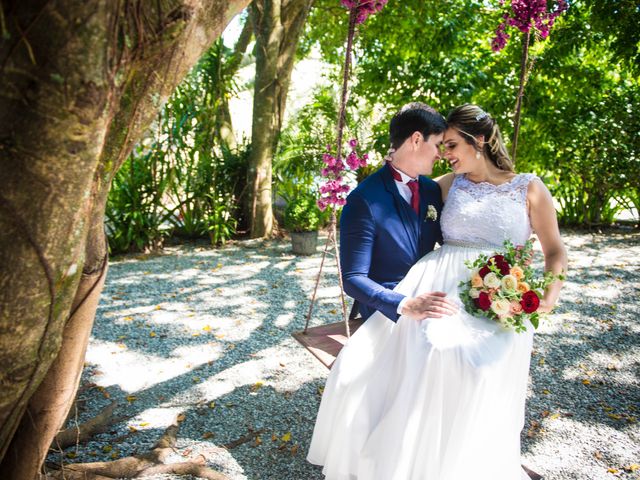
[
  {"left": 217, "top": 15, "right": 254, "bottom": 149},
  {"left": 246, "top": 0, "right": 314, "bottom": 238},
  {"left": 0, "top": 0, "right": 249, "bottom": 476}
]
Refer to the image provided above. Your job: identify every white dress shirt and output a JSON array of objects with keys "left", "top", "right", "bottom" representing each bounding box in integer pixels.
[{"left": 388, "top": 164, "right": 418, "bottom": 315}]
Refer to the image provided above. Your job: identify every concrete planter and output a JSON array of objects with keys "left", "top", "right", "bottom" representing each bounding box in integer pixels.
[{"left": 290, "top": 230, "right": 318, "bottom": 255}]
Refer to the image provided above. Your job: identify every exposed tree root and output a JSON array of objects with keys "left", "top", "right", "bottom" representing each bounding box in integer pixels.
[
  {"left": 54, "top": 402, "right": 118, "bottom": 450},
  {"left": 222, "top": 428, "right": 264, "bottom": 449},
  {"left": 42, "top": 417, "right": 228, "bottom": 480}
]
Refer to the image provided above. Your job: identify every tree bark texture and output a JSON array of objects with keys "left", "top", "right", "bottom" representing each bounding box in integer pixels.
[
  {"left": 0, "top": 0, "right": 249, "bottom": 476},
  {"left": 246, "top": 0, "right": 314, "bottom": 238}
]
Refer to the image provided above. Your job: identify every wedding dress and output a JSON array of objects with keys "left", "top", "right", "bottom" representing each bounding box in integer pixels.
[{"left": 308, "top": 174, "right": 538, "bottom": 480}]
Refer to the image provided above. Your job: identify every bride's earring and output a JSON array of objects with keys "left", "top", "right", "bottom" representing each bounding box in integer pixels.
[{"left": 475, "top": 151, "right": 482, "bottom": 161}]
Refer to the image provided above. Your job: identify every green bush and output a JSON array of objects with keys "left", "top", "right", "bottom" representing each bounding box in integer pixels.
[
  {"left": 106, "top": 144, "right": 172, "bottom": 254},
  {"left": 106, "top": 39, "right": 246, "bottom": 252},
  {"left": 284, "top": 194, "right": 329, "bottom": 232}
]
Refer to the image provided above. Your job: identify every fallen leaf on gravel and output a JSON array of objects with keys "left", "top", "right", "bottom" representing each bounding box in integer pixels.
[
  {"left": 623, "top": 464, "right": 640, "bottom": 472},
  {"left": 123, "top": 316, "right": 133, "bottom": 321},
  {"left": 281, "top": 432, "right": 291, "bottom": 442},
  {"left": 250, "top": 381, "right": 264, "bottom": 392},
  {"left": 607, "top": 413, "right": 622, "bottom": 420},
  {"left": 149, "top": 331, "right": 156, "bottom": 337},
  {"left": 272, "top": 433, "right": 278, "bottom": 442},
  {"left": 65, "top": 452, "right": 76, "bottom": 458},
  {"left": 542, "top": 389, "right": 551, "bottom": 395},
  {"left": 291, "top": 444, "right": 299, "bottom": 455},
  {"left": 594, "top": 451, "right": 603, "bottom": 460},
  {"left": 203, "top": 325, "right": 211, "bottom": 332},
  {"left": 607, "top": 467, "right": 618, "bottom": 473},
  {"left": 102, "top": 445, "right": 112, "bottom": 453},
  {"left": 126, "top": 395, "right": 137, "bottom": 403},
  {"left": 329, "top": 309, "right": 337, "bottom": 314},
  {"left": 254, "top": 435, "right": 262, "bottom": 446},
  {"left": 177, "top": 413, "right": 186, "bottom": 422},
  {"left": 202, "top": 432, "right": 214, "bottom": 439},
  {"left": 192, "top": 376, "right": 200, "bottom": 383},
  {"left": 582, "top": 379, "right": 591, "bottom": 385},
  {"left": 128, "top": 426, "right": 137, "bottom": 432},
  {"left": 155, "top": 305, "right": 162, "bottom": 310},
  {"left": 139, "top": 422, "right": 149, "bottom": 427},
  {"left": 209, "top": 401, "right": 216, "bottom": 409}
]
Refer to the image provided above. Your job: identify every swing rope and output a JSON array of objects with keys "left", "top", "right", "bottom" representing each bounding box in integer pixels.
[{"left": 303, "top": 8, "right": 359, "bottom": 337}]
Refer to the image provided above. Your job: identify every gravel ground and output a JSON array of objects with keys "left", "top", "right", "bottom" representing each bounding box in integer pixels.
[{"left": 47, "top": 229, "right": 640, "bottom": 480}]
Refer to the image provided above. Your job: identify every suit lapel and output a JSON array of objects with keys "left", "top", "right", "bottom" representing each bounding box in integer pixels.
[{"left": 381, "top": 164, "right": 419, "bottom": 256}]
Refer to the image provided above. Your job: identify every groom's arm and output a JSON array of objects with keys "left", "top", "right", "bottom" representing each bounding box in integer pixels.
[{"left": 340, "top": 192, "right": 406, "bottom": 322}]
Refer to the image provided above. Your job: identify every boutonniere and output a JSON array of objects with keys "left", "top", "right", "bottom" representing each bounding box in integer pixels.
[{"left": 425, "top": 205, "right": 438, "bottom": 222}]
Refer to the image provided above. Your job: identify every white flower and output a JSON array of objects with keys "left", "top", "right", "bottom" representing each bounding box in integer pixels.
[
  {"left": 483, "top": 272, "right": 501, "bottom": 289},
  {"left": 426, "top": 205, "right": 438, "bottom": 221},
  {"left": 469, "top": 288, "right": 481, "bottom": 299},
  {"left": 490, "top": 298, "right": 511, "bottom": 317},
  {"left": 501, "top": 274, "right": 518, "bottom": 292}
]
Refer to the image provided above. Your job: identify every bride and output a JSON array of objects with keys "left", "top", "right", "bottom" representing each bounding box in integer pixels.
[{"left": 307, "top": 103, "right": 568, "bottom": 480}]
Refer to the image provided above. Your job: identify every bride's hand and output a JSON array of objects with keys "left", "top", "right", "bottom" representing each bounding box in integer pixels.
[{"left": 402, "top": 292, "right": 458, "bottom": 319}]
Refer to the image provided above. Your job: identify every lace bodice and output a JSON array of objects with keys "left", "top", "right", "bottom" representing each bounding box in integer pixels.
[{"left": 441, "top": 174, "right": 536, "bottom": 247}]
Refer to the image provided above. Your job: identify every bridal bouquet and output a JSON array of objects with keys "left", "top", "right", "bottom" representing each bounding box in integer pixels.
[{"left": 459, "top": 239, "right": 563, "bottom": 332}]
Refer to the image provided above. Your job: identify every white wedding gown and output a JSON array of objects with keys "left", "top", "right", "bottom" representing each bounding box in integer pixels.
[{"left": 308, "top": 174, "right": 538, "bottom": 480}]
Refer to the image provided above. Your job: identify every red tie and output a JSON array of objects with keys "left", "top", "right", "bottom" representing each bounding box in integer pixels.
[{"left": 389, "top": 165, "right": 420, "bottom": 215}]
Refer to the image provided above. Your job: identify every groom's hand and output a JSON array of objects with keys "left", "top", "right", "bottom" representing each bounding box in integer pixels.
[{"left": 401, "top": 292, "right": 458, "bottom": 320}]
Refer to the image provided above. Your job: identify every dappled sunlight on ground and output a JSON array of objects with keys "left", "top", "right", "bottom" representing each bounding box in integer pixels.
[{"left": 48, "top": 230, "right": 640, "bottom": 479}]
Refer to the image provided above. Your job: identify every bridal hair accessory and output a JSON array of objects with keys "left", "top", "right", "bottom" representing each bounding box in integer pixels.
[
  {"left": 383, "top": 147, "right": 396, "bottom": 162},
  {"left": 475, "top": 111, "right": 489, "bottom": 122},
  {"left": 425, "top": 204, "right": 438, "bottom": 222}
]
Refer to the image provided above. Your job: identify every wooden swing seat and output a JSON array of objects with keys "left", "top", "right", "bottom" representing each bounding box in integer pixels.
[{"left": 292, "top": 318, "right": 364, "bottom": 369}]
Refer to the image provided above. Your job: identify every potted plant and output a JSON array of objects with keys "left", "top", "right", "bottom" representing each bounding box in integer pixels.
[{"left": 284, "top": 192, "right": 328, "bottom": 255}]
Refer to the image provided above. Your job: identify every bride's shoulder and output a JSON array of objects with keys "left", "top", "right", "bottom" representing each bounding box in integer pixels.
[{"left": 519, "top": 173, "right": 552, "bottom": 202}]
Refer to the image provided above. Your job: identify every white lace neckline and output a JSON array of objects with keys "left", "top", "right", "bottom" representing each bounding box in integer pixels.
[
  {"left": 440, "top": 172, "right": 536, "bottom": 247},
  {"left": 459, "top": 173, "right": 520, "bottom": 189}
]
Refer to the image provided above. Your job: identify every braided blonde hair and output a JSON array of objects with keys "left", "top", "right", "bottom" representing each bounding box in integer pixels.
[{"left": 446, "top": 104, "right": 514, "bottom": 172}]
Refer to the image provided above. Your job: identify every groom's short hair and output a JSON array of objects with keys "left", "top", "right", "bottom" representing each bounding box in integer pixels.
[{"left": 389, "top": 102, "right": 446, "bottom": 149}]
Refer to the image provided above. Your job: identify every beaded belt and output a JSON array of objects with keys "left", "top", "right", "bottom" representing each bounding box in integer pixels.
[{"left": 443, "top": 239, "right": 502, "bottom": 250}]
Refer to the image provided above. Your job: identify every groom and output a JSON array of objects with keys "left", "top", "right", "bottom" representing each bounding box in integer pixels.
[{"left": 340, "top": 102, "right": 458, "bottom": 322}]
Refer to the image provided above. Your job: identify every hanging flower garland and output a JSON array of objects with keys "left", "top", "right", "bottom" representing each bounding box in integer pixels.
[
  {"left": 316, "top": 0, "right": 387, "bottom": 212},
  {"left": 490, "top": 0, "right": 568, "bottom": 163},
  {"left": 492, "top": 0, "right": 568, "bottom": 51}
]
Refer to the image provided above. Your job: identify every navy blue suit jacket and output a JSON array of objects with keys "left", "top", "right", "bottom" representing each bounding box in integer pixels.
[{"left": 340, "top": 163, "right": 443, "bottom": 321}]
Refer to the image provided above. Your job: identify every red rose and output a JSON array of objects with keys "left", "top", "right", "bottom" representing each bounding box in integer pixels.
[
  {"left": 489, "top": 255, "right": 511, "bottom": 275},
  {"left": 479, "top": 265, "right": 491, "bottom": 278},
  {"left": 520, "top": 290, "right": 540, "bottom": 313},
  {"left": 491, "top": 254, "right": 506, "bottom": 264},
  {"left": 475, "top": 291, "right": 491, "bottom": 311}
]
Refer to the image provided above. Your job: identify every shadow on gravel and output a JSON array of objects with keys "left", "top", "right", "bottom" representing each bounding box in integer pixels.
[{"left": 53, "top": 238, "right": 335, "bottom": 477}]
